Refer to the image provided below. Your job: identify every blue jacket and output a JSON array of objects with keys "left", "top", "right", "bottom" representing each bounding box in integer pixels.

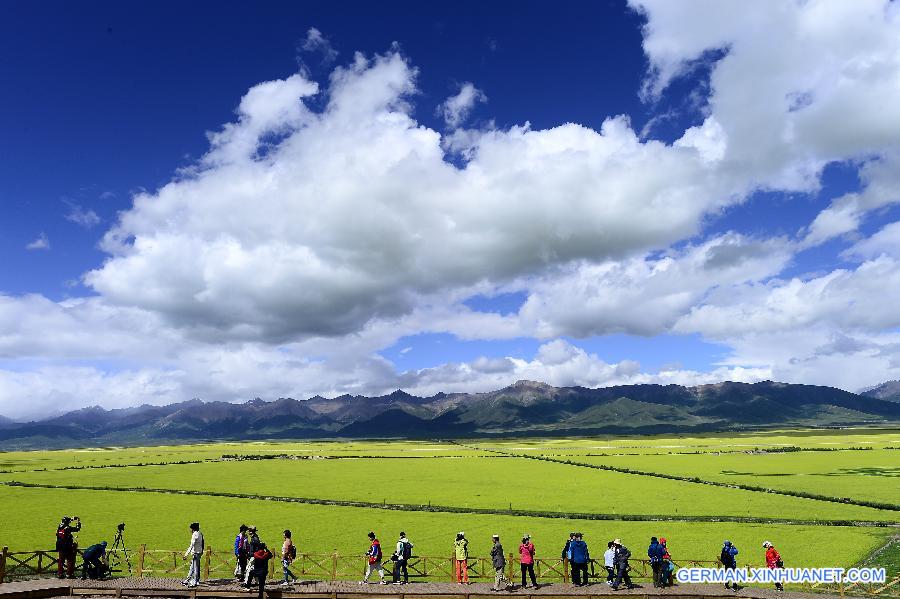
[
  {"left": 570, "top": 539, "right": 589, "bottom": 563},
  {"left": 562, "top": 539, "right": 572, "bottom": 560},
  {"left": 83, "top": 542, "right": 106, "bottom": 561},
  {"left": 648, "top": 541, "right": 665, "bottom": 563},
  {"left": 234, "top": 534, "right": 244, "bottom": 557},
  {"left": 721, "top": 545, "right": 738, "bottom": 567}
]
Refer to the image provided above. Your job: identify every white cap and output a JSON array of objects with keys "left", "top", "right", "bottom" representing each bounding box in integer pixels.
[
  {"left": 762, "top": 541, "right": 772, "bottom": 548},
  {"left": 459, "top": 531, "right": 465, "bottom": 536}
]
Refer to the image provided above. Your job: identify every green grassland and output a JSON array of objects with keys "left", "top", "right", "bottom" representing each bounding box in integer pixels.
[
  {"left": 1, "top": 429, "right": 898, "bottom": 579},
  {"left": 3, "top": 428, "right": 897, "bottom": 472},
  {"left": 575, "top": 449, "right": 900, "bottom": 505},
  {"left": 0, "top": 485, "right": 888, "bottom": 573},
  {"left": 476, "top": 428, "right": 900, "bottom": 455},
  {"left": 4, "top": 454, "right": 898, "bottom": 522},
  {"left": 0, "top": 441, "right": 485, "bottom": 472}
]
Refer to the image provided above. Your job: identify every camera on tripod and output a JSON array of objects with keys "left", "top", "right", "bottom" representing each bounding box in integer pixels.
[{"left": 108, "top": 521, "right": 132, "bottom": 575}]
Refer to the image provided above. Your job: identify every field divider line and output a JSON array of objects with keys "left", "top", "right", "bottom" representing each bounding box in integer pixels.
[
  {"left": 451, "top": 441, "right": 900, "bottom": 515},
  {"left": 0, "top": 454, "right": 511, "bottom": 475},
  {"left": 3, "top": 480, "right": 896, "bottom": 528}
]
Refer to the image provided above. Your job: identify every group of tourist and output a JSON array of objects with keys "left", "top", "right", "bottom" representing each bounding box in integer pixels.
[
  {"left": 54, "top": 516, "right": 787, "bottom": 594},
  {"left": 230, "top": 524, "right": 296, "bottom": 598},
  {"left": 561, "top": 532, "right": 644, "bottom": 590}
]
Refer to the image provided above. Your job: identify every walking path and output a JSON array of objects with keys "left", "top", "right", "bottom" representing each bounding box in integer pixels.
[{"left": 0, "top": 577, "right": 846, "bottom": 599}]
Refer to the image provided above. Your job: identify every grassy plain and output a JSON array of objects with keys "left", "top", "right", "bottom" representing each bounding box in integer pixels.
[
  {"left": 2, "top": 428, "right": 897, "bottom": 471},
  {"left": 476, "top": 428, "right": 900, "bottom": 455},
  {"left": 0, "top": 485, "right": 889, "bottom": 572},
  {"left": 1, "top": 429, "right": 897, "bottom": 578},
  {"left": 4, "top": 455, "right": 898, "bottom": 522},
  {"left": 576, "top": 449, "right": 900, "bottom": 505}
]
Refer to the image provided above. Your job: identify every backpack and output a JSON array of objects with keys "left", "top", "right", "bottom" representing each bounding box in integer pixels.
[
  {"left": 369, "top": 542, "right": 382, "bottom": 563},
  {"left": 289, "top": 543, "right": 297, "bottom": 560},
  {"left": 721, "top": 547, "right": 736, "bottom": 566},
  {"left": 402, "top": 542, "right": 412, "bottom": 561},
  {"left": 254, "top": 548, "right": 272, "bottom": 561}
]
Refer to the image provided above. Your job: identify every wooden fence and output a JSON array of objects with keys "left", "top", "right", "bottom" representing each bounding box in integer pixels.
[{"left": 2, "top": 546, "right": 898, "bottom": 597}]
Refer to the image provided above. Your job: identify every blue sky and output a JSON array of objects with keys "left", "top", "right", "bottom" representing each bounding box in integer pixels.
[{"left": 1, "top": 1, "right": 899, "bottom": 418}]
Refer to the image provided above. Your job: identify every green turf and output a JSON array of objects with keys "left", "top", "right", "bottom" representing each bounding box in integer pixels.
[
  {"left": 0, "top": 440, "right": 484, "bottom": 472},
  {"left": 573, "top": 448, "right": 900, "bottom": 505},
  {"left": 3, "top": 429, "right": 898, "bottom": 472},
  {"left": 1, "top": 429, "right": 897, "bottom": 582},
  {"left": 0, "top": 485, "right": 888, "bottom": 575},
  {"left": 4, "top": 453, "right": 898, "bottom": 522},
  {"left": 474, "top": 428, "right": 900, "bottom": 455}
]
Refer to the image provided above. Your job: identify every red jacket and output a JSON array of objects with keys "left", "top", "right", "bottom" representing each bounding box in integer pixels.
[
  {"left": 519, "top": 542, "right": 535, "bottom": 565},
  {"left": 765, "top": 547, "right": 781, "bottom": 569}
]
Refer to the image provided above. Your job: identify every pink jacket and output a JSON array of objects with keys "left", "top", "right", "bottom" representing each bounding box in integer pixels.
[{"left": 519, "top": 542, "right": 535, "bottom": 565}]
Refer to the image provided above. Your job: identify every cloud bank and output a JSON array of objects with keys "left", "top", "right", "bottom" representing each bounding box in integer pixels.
[{"left": 2, "top": 1, "right": 900, "bottom": 418}]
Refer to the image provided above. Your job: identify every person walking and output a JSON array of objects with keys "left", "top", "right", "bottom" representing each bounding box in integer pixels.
[
  {"left": 610, "top": 539, "right": 634, "bottom": 591},
  {"left": 243, "top": 526, "right": 261, "bottom": 587},
  {"left": 569, "top": 532, "right": 589, "bottom": 586},
  {"left": 763, "top": 541, "right": 784, "bottom": 591},
  {"left": 392, "top": 532, "right": 413, "bottom": 584},
  {"left": 648, "top": 536, "right": 665, "bottom": 588},
  {"left": 361, "top": 532, "right": 386, "bottom": 584},
  {"left": 234, "top": 525, "right": 249, "bottom": 581},
  {"left": 181, "top": 522, "right": 204, "bottom": 588},
  {"left": 603, "top": 541, "right": 616, "bottom": 585},
  {"left": 519, "top": 535, "right": 537, "bottom": 589},
  {"left": 660, "top": 537, "right": 675, "bottom": 587},
  {"left": 490, "top": 534, "right": 508, "bottom": 592},
  {"left": 55, "top": 516, "right": 81, "bottom": 579},
  {"left": 251, "top": 543, "right": 274, "bottom": 599},
  {"left": 454, "top": 532, "right": 469, "bottom": 584},
  {"left": 281, "top": 530, "right": 298, "bottom": 586},
  {"left": 720, "top": 540, "right": 739, "bottom": 591},
  {"left": 561, "top": 532, "right": 575, "bottom": 583}
]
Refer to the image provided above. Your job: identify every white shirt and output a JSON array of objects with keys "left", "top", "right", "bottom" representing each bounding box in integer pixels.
[
  {"left": 185, "top": 530, "right": 204, "bottom": 556},
  {"left": 604, "top": 548, "right": 615, "bottom": 568}
]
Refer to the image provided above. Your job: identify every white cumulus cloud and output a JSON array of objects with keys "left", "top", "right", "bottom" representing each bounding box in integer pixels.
[{"left": 438, "top": 82, "right": 487, "bottom": 129}]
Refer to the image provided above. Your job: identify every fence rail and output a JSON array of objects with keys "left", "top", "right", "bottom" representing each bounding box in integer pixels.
[{"left": 2, "top": 546, "right": 898, "bottom": 597}]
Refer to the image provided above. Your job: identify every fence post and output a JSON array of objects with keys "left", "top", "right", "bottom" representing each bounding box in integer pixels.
[
  {"left": 268, "top": 552, "right": 275, "bottom": 579},
  {"left": 507, "top": 553, "right": 514, "bottom": 583},
  {"left": 137, "top": 545, "right": 145, "bottom": 578},
  {"left": 563, "top": 557, "right": 569, "bottom": 584},
  {"left": 204, "top": 547, "right": 211, "bottom": 580},
  {"left": 331, "top": 551, "right": 337, "bottom": 582},
  {"left": 0, "top": 546, "right": 8, "bottom": 583}
]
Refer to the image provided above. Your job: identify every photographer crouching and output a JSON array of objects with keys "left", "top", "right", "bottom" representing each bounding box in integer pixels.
[{"left": 81, "top": 541, "right": 109, "bottom": 580}]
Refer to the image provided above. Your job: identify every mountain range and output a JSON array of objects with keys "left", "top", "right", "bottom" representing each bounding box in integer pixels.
[
  {"left": 2, "top": 379, "right": 900, "bottom": 449},
  {"left": 861, "top": 380, "right": 900, "bottom": 402}
]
